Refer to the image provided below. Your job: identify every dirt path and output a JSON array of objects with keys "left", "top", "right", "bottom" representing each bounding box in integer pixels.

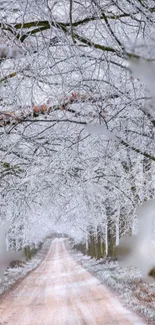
[{"left": 0, "top": 238, "right": 146, "bottom": 325}]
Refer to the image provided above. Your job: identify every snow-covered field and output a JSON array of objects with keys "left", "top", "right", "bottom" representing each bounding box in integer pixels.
[{"left": 73, "top": 251, "right": 155, "bottom": 325}]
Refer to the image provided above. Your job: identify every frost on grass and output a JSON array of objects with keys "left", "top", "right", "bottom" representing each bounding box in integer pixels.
[
  {"left": 116, "top": 199, "right": 155, "bottom": 282},
  {"left": 73, "top": 251, "right": 155, "bottom": 325},
  {"left": 0, "top": 238, "right": 51, "bottom": 297}
]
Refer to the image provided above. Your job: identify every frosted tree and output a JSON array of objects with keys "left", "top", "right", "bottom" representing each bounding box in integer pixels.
[{"left": 0, "top": 0, "right": 155, "bottom": 253}]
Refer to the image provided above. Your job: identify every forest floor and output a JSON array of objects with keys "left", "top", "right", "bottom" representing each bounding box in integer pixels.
[
  {"left": 0, "top": 238, "right": 148, "bottom": 325},
  {"left": 72, "top": 247, "right": 155, "bottom": 325}
]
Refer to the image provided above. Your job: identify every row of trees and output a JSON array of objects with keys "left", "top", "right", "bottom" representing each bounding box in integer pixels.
[{"left": 0, "top": 0, "right": 155, "bottom": 254}]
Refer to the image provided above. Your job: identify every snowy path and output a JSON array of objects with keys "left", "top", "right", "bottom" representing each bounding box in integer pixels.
[{"left": 0, "top": 238, "right": 146, "bottom": 325}]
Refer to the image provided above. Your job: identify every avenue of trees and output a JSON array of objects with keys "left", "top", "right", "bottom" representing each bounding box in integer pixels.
[{"left": 0, "top": 0, "right": 155, "bottom": 256}]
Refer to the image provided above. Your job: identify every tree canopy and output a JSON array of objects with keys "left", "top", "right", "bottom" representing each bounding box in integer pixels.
[{"left": 0, "top": 0, "right": 155, "bottom": 252}]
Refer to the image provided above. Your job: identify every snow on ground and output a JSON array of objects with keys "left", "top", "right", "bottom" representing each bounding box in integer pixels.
[
  {"left": 72, "top": 250, "right": 155, "bottom": 325},
  {"left": 0, "top": 239, "right": 51, "bottom": 297}
]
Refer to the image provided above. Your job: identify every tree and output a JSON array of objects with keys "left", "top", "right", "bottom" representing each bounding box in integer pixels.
[{"left": 0, "top": 0, "right": 155, "bottom": 251}]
